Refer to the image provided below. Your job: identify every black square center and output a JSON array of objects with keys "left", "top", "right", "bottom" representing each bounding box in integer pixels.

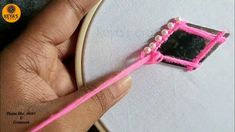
[{"left": 159, "top": 30, "right": 207, "bottom": 62}]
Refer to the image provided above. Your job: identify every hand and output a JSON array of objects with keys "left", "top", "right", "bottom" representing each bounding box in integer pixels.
[{"left": 0, "top": 0, "right": 132, "bottom": 131}]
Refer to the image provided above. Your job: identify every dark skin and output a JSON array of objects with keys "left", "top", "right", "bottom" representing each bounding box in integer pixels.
[{"left": 0, "top": 0, "right": 132, "bottom": 131}]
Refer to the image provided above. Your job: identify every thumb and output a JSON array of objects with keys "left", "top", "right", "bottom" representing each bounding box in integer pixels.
[{"left": 39, "top": 76, "right": 132, "bottom": 131}]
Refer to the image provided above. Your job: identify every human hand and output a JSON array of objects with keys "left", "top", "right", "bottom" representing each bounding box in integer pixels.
[{"left": 0, "top": 0, "right": 131, "bottom": 131}]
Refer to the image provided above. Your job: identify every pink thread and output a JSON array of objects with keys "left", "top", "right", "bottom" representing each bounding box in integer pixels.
[
  {"left": 151, "top": 21, "right": 227, "bottom": 71},
  {"left": 148, "top": 52, "right": 164, "bottom": 64},
  {"left": 31, "top": 53, "right": 162, "bottom": 132},
  {"left": 179, "top": 23, "right": 226, "bottom": 43},
  {"left": 186, "top": 32, "right": 225, "bottom": 71},
  {"left": 163, "top": 56, "right": 199, "bottom": 68},
  {"left": 31, "top": 18, "right": 228, "bottom": 131}
]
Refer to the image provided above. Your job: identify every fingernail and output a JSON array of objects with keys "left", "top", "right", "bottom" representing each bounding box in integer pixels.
[{"left": 109, "top": 76, "right": 132, "bottom": 98}]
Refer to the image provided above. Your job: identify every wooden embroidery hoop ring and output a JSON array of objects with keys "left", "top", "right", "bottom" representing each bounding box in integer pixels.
[{"left": 75, "top": 0, "right": 108, "bottom": 131}]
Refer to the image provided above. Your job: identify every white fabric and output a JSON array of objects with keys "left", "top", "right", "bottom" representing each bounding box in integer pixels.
[{"left": 83, "top": 0, "right": 234, "bottom": 132}]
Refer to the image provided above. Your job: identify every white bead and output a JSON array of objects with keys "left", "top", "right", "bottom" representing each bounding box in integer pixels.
[
  {"left": 175, "top": 17, "right": 182, "bottom": 22},
  {"left": 144, "top": 47, "right": 152, "bottom": 54},
  {"left": 149, "top": 42, "right": 157, "bottom": 49},
  {"left": 155, "top": 35, "right": 162, "bottom": 41},
  {"left": 167, "top": 22, "right": 175, "bottom": 29},
  {"left": 161, "top": 29, "right": 168, "bottom": 36}
]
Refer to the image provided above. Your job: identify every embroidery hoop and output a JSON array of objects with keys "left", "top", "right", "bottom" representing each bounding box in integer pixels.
[{"left": 75, "top": 0, "right": 107, "bottom": 131}]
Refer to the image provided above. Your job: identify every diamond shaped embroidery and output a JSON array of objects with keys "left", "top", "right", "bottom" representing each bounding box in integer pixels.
[{"left": 142, "top": 17, "right": 229, "bottom": 71}]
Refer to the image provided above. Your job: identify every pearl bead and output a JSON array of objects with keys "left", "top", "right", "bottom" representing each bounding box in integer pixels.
[
  {"left": 144, "top": 47, "right": 152, "bottom": 54},
  {"left": 155, "top": 35, "right": 162, "bottom": 41},
  {"left": 175, "top": 17, "right": 182, "bottom": 22},
  {"left": 149, "top": 42, "right": 157, "bottom": 49},
  {"left": 161, "top": 29, "right": 168, "bottom": 36},
  {"left": 167, "top": 22, "right": 175, "bottom": 29}
]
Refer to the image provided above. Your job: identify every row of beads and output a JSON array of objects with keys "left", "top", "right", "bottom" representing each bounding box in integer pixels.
[{"left": 143, "top": 17, "right": 182, "bottom": 54}]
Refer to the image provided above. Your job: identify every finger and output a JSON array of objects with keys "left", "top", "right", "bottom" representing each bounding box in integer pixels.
[
  {"left": 39, "top": 76, "right": 132, "bottom": 131},
  {"left": 50, "top": 60, "right": 77, "bottom": 97},
  {"left": 56, "top": 27, "right": 79, "bottom": 59},
  {"left": 22, "top": 0, "right": 99, "bottom": 45}
]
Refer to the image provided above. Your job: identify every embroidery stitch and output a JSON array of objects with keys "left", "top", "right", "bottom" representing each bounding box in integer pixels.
[
  {"left": 31, "top": 17, "right": 229, "bottom": 132},
  {"left": 142, "top": 17, "right": 229, "bottom": 70}
]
